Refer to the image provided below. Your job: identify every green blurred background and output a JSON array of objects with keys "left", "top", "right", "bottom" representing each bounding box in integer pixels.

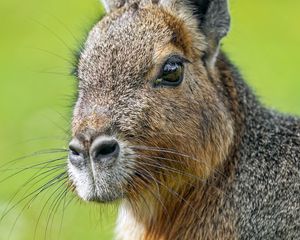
[{"left": 0, "top": 0, "right": 299, "bottom": 239}]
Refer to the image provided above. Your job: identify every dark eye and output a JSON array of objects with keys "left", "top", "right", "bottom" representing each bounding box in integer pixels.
[{"left": 154, "top": 57, "right": 184, "bottom": 87}]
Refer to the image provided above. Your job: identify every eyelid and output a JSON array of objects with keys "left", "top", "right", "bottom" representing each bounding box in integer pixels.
[
  {"left": 156, "top": 54, "right": 189, "bottom": 78},
  {"left": 164, "top": 55, "right": 190, "bottom": 65}
]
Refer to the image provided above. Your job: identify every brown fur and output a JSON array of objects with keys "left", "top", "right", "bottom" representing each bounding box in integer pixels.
[
  {"left": 114, "top": 55, "right": 241, "bottom": 240},
  {"left": 72, "top": 3, "right": 240, "bottom": 240}
]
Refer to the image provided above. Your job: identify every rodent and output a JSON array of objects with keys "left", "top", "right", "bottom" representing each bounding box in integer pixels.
[{"left": 67, "top": 0, "right": 300, "bottom": 239}]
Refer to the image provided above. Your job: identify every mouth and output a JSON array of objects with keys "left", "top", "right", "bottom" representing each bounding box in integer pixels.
[
  {"left": 67, "top": 136, "right": 136, "bottom": 203},
  {"left": 68, "top": 160, "right": 130, "bottom": 202}
]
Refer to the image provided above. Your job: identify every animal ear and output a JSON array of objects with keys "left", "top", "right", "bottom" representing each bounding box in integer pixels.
[
  {"left": 101, "top": 0, "right": 126, "bottom": 12},
  {"left": 160, "top": 0, "right": 231, "bottom": 67},
  {"left": 101, "top": 0, "right": 152, "bottom": 12}
]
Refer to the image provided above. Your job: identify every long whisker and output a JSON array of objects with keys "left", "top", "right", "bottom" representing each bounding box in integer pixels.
[
  {"left": 1, "top": 171, "right": 67, "bottom": 222},
  {"left": 136, "top": 153, "right": 226, "bottom": 179},
  {"left": 0, "top": 149, "right": 68, "bottom": 169},
  {"left": 2, "top": 158, "right": 66, "bottom": 172},
  {"left": 136, "top": 168, "right": 171, "bottom": 220},
  {"left": 48, "top": 13, "right": 83, "bottom": 48},
  {"left": 130, "top": 145, "right": 194, "bottom": 159},
  {"left": 123, "top": 174, "right": 152, "bottom": 217},
  {"left": 44, "top": 117, "right": 70, "bottom": 137},
  {"left": 12, "top": 136, "right": 67, "bottom": 145},
  {"left": 126, "top": 165, "right": 202, "bottom": 220},
  {"left": 29, "top": 18, "right": 75, "bottom": 55},
  {"left": 33, "top": 180, "right": 68, "bottom": 240},
  {"left": 27, "top": 173, "right": 68, "bottom": 207},
  {"left": 132, "top": 156, "right": 228, "bottom": 199},
  {"left": 35, "top": 68, "right": 71, "bottom": 77},
  {"left": 151, "top": 177, "right": 202, "bottom": 219},
  {"left": 130, "top": 145, "right": 226, "bottom": 178},
  {"left": 1, "top": 158, "right": 67, "bottom": 218},
  {"left": 58, "top": 189, "right": 74, "bottom": 236},
  {"left": 0, "top": 156, "right": 67, "bottom": 183},
  {"left": 133, "top": 156, "right": 206, "bottom": 183},
  {"left": 30, "top": 47, "right": 75, "bottom": 67},
  {"left": 5, "top": 173, "right": 68, "bottom": 240},
  {"left": 44, "top": 181, "right": 69, "bottom": 240},
  {"left": 57, "top": 188, "right": 70, "bottom": 239}
]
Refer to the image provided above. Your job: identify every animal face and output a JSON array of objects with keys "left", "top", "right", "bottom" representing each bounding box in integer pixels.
[{"left": 68, "top": 1, "right": 234, "bottom": 203}]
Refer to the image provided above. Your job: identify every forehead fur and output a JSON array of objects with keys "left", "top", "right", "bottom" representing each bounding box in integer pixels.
[{"left": 78, "top": 4, "right": 205, "bottom": 85}]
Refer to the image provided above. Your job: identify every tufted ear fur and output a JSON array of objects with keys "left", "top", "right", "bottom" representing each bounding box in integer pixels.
[
  {"left": 101, "top": 0, "right": 125, "bottom": 12},
  {"left": 101, "top": 0, "right": 144, "bottom": 12}
]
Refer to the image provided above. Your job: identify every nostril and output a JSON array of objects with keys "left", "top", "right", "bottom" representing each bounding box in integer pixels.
[
  {"left": 97, "top": 141, "right": 118, "bottom": 156},
  {"left": 69, "top": 145, "right": 80, "bottom": 156},
  {"left": 91, "top": 137, "right": 120, "bottom": 163},
  {"left": 68, "top": 139, "right": 85, "bottom": 167}
]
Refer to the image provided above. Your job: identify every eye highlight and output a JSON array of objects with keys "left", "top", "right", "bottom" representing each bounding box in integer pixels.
[{"left": 154, "top": 56, "right": 185, "bottom": 87}]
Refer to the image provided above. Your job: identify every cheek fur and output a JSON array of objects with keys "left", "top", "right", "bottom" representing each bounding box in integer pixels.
[{"left": 137, "top": 85, "right": 234, "bottom": 180}]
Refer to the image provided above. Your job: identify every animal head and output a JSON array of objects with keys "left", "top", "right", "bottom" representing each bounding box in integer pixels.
[{"left": 68, "top": 0, "right": 234, "bottom": 203}]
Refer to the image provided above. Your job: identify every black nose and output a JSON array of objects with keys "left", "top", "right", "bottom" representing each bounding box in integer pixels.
[
  {"left": 68, "top": 139, "right": 86, "bottom": 167},
  {"left": 90, "top": 136, "right": 120, "bottom": 165}
]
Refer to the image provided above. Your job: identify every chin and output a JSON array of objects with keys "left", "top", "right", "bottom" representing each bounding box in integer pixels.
[{"left": 68, "top": 160, "right": 129, "bottom": 203}]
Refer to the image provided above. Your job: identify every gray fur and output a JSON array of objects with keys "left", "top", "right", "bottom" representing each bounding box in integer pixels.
[
  {"left": 202, "top": 0, "right": 230, "bottom": 41},
  {"left": 197, "top": 0, "right": 231, "bottom": 65},
  {"left": 218, "top": 55, "right": 300, "bottom": 239}
]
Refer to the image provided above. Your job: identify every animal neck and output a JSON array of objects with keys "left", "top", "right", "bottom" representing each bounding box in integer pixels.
[
  {"left": 216, "top": 52, "right": 262, "bottom": 130},
  {"left": 116, "top": 173, "right": 236, "bottom": 240}
]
